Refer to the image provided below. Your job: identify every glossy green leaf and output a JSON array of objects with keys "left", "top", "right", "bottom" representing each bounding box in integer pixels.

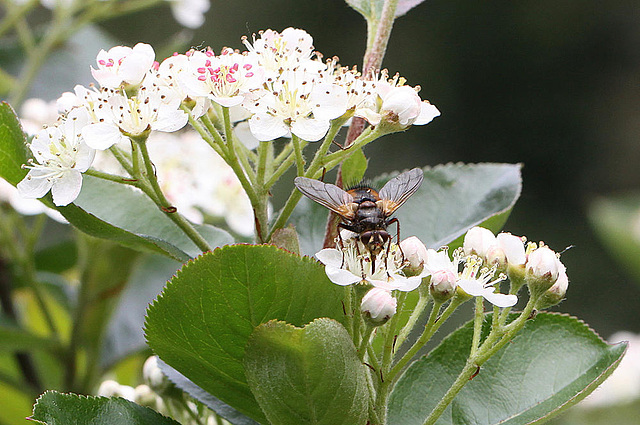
[
  {"left": 29, "top": 391, "right": 180, "bottom": 425},
  {"left": 244, "top": 319, "right": 368, "bottom": 425},
  {"left": 158, "top": 360, "right": 261, "bottom": 425},
  {"left": 388, "top": 313, "right": 627, "bottom": 425},
  {"left": 145, "top": 244, "right": 348, "bottom": 424},
  {"left": 74, "top": 176, "right": 232, "bottom": 257},
  {"left": 341, "top": 147, "right": 368, "bottom": 186},
  {"left": 0, "top": 102, "right": 28, "bottom": 186},
  {"left": 291, "top": 163, "right": 521, "bottom": 256},
  {"left": 589, "top": 194, "right": 640, "bottom": 284}
]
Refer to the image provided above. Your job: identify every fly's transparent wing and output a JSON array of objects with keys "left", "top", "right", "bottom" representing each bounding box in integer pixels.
[
  {"left": 294, "top": 177, "right": 356, "bottom": 220},
  {"left": 377, "top": 168, "right": 424, "bottom": 216}
]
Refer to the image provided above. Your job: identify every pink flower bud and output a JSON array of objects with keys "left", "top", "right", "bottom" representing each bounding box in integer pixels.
[
  {"left": 536, "top": 267, "right": 569, "bottom": 309},
  {"left": 429, "top": 269, "right": 457, "bottom": 302},
  {"left": 496, "top": 232, "right": 526, "bottom": 266},
  {"left": 400, "top": 236, "right": 428, "bottom": 275},
  {"left": 361, "top": 288, "right": 397, "bottom": 324},
  {"left": 526, "top": 246, "right": 561, "bottom": 282},
  {"left": 463, "top": 226, "right": 496, "bottom": 257}
]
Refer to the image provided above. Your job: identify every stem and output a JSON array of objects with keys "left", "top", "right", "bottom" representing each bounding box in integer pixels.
[
  {"left": 256, "top": 141, "right": 269, "bottom": 186},
  {"left": 362, "top": 0, "right": 399, "bottom": 74},
  {"left": 388, "top": 298, "right": 462, "bottom": 382},
  {"left": 394, "top": 291, "right": 431, "bottom": 351},
  {"left": 292, "top": 135, "right": 306, "bottom": 176},
  {"left": 359, "top": 325, "right": 375, "bottom": 361},
  {"left": 84, "top": 168, "right": 140, "bottom": 187},
  {"left": 422, "top": 297, "right": 538, "bottom": 425},
  {"left": 137, "top": 138, "right": 212, "bottom": 252},
  {"left": 470, "top": 296, "right": 484, "bottom": 357}
]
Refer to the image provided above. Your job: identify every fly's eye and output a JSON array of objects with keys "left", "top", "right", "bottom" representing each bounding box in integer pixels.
[{"left": 360, "top": 231, "right": 373, "bottom": 245}]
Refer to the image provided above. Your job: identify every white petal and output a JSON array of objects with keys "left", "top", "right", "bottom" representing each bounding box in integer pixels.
[
  {"left": 82, "top": 122, "right": 124, "bottom": 150},
  {"left": 51, "top": 170, "right": 82, "bottom": 206},
  {"left": 248, "top": 114, "right": 289, "bottom": 141},
  {"left": 457, "top": 279, "right": 486, "bottom": 297},
  {"left": 17, "top": 170, "right": 53, "bottom": 199},
  {"left": 315, "top": 248, "right": 343, "bottom": 268},
  {"left": 153, "top": 107, "right": 188, "bottom": 132},
  {"left": 413, "top": 102, "right": 441, "bottom": 125},
  {"left": 310, "top": 83, "right": 348, "bottom": 120},
  {"left": 325, "top": 266, "right": 361, "bottom": 286},
  {"left": 483, "top": 291, "right": 518, "bottom": 308},
  {"left": 290, "top": 117, "right": 329, "bottom": 142},
  {"left": 74, "top": 142, "right": 96, "bottom": 172}
]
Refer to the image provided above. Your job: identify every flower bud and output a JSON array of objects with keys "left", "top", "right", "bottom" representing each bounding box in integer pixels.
[
  {"left": 496, "top": 232, "right": 526, "bottom": 266},
  {"left": 143, "top": 356, "right": 170, "bottom": 393},
  {"left": 485, "top": 245, "right": 507, "bottom": 268},
  {"left": 526, "top": 246, "right": 562, "bottom": 294},
  {"left": 429, "top": 269, "right": 457, "bottom": 303},
  {"left": 400, "top": 236, "right": 428, "bottom": 276},
  {"left": 361, "top": 288, "right": 397, "bottom": 325},
  {"left": 536, "top": 267, "right": 569, "bottom": 309},
  {"left": 97, "top": 380, "right": 136, "bottom": 401},
  {"left": 463, "top": 226, "right": 496, "bottom": 258},
  {"left": 134, "top": 384, "right": 157, "bottom": 407}
]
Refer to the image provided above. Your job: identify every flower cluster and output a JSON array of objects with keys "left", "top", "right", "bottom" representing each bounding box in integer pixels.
[
  {"left": 17, "top": 28, "right": 439, "bottom": 207},
  {"left": 98, "top": 356, "right": 219, "bottom": 425},
  {"left": 316, "top": 226, "right": 569, "bottom": 323}
]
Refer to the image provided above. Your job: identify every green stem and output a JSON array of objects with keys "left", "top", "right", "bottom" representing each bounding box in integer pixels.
[
  {"left": 265, "top": 151, "right": 295, "bottom": 189},
  {"left": 470, "top": 296, "right": 484, "bottom": 357},
  {"left": 84, "top": 168, "right": 140, "bottom": 187},
  {"left": 292, "top": 135, "right": 306, "bottom": 176},
  {"left": 359, "top": 325, "right": 375, "bottom": 361},
  {"left": 137, "top": 138, "right": 212, "bottom": 252},
  {"left": 256, "top": 141, "right": 269, "bottom": 185},
  {"left": 422, "top": 297, "right": 538, "bottom": 425},
  {"left": 394, "top": 291, "right": 431, "bottom": 351},
  {"left": 388, "top": 298, "right": 462, "bottom": 383}
]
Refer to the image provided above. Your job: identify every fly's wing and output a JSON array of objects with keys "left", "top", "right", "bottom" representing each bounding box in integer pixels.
[
  {"left": 294, "top": 177, "right": 357, "bottom": 220},
  {"left": 377, "top": 168, "right": 424, "bottom": 217}
]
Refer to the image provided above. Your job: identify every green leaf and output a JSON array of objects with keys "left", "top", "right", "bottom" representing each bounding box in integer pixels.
[
  {"left": 29, "top": 391, "right": 180, "bottom": 425},
  {"left": 244, "top": 319, "right": 369, "bottom": 425},
  {"left": 341, "top": 147, "right": 368, "bottom": 186},
  {"left": 589, "top": 194, "right": 640, "bottom": 284},
  {"left": 34, "top": 239, "right": 78, "bottom": 273},
  {"left": 158, "top": 360, "right": 261, "bottom": 425},
  {"left": 145, "top": 244, "right": 348, "bottom": 424},
  {"left": 388, "top": 313, "right": 627, "bottom": 425},
  {"left": 60, "top": 175, "right": 233, "bottom": 261},
  {"left": 0, "top": 102, "right": 28, "bottom": 186},
  {"left": 291, "top": 163, "right": 521, "bottom": 256}
]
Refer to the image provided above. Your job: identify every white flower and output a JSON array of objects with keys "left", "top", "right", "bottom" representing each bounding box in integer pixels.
[
  {"left": 400, "top": 236, "right": 428, "bottom": 274},
  {"left": 353, "top": 70, "right": 440, "bottom": 128},
  {"left": 423, "top": 247, "right": 517, "bottom": 307},
  {"left": 244, "top": 68, "right": 348, "bottom": 141},
  {"left": 315, "top": 238, "right": 422, "bottom": 291},
  {"left": 17, "top": 109, "right": 95, "bottom": 206},
  {"left": 91, "top": 43, "right": 156, "bottom": 89},
  {"left": 243, "top": 28, "right": 319, "bottom": 76},
  {"left": 361, "top": 288, "right": 397, "bottom": 322},
  {"left": 167, "top": 0, "right": 210, "bottom": 29},
  {"left": 180, "top": 49, "right": 264, "bottom": 108},
  {"left": 457, "top": 258, "right": 517, "bottom": 307},
  {"left": 81, "top": 87, "right": 188, "bottom": 149}
]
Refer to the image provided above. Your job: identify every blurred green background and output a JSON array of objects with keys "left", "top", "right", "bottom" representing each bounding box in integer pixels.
[{"left": 13, "top": 0, "right": 640, "bottom": 345}]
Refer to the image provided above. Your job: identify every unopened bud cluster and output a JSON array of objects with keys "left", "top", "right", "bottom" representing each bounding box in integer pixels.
[{"left": 97, "top": 356, "right": 217, "bottom": 425}]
